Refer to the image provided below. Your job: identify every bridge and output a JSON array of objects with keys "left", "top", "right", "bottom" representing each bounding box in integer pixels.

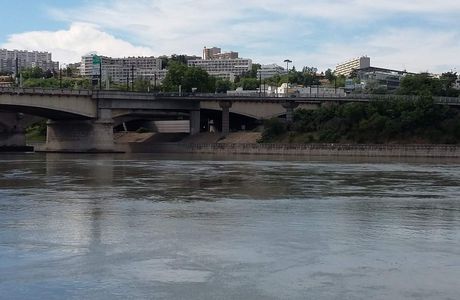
[{"left": 1, "top": 87, "right": 459, "bottom": 152}]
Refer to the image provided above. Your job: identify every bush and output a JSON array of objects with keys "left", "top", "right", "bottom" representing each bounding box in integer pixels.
[{"left": 260, "top": 118, "right": 287, "bottom": 142}]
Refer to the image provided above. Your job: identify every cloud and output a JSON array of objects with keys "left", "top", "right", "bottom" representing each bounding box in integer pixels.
[
  {"left": 1, "top": 23, "right": 154, "bottom": 63},
  {"left": 2, "top": 0, "right": 460, "bottom": 74}
]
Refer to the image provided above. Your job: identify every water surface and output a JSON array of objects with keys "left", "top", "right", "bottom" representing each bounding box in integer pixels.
[{"left": 1, "top": 153, "right": 459, "bottom": 299}]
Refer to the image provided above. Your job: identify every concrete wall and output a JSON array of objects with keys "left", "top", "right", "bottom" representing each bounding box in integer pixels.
[
  {"left": 121, "top": 143, "right": 460, "bottom": 158},
  {"left": 45, "top": 120, "right": 114, "bottom": 152}
]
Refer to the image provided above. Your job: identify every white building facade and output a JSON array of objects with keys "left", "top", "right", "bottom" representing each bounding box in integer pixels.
[
  {"left": 187, "top": 58, "right": 252, "bottom": 81},
  {"left": 335, "top": 56, "right": 370, "bottom": 77},
  {"left": 0, "top": 49, "right": 59, "bottom": 75},
  {"left": 257, "top": 64, "right": 285, "bottom": 80},
  {"left": 80, "top": 54, "right": 163, "bottom": 85}
]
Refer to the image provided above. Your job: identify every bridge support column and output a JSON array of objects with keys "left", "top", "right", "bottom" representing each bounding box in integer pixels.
[
  {"left": 219, "top": 101, "right": 232, "bottom": 138},
  {"left": 282, "top": 101, "right": 299, "bottom": 125},
  {"left": 0, "top": 112, "right": 26, "bottom": 148},
  {"left": 190, "top": 110, "right": 200, "bottom": 135},
  {"left": 45, "top": 119, "right": 114, "bottom": 152}
]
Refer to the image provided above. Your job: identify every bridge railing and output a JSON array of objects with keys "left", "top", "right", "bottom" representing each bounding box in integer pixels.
[
  {"left": 0, "top": 87, "right": 93, "bottom": 96},
  {"left": 1, "top": 87, "right": 460, "bottom": 104}
]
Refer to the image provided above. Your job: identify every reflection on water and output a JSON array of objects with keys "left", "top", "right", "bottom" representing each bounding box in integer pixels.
[{"left": 0, "top": 153, "right": 460, "bottom": 299}]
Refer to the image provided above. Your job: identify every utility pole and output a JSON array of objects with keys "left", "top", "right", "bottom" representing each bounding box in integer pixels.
[
  {"left": 15, "top": 57, "right": 19, "bottom": 86},
  {"left": 259, "top": 67, "right": 262, "bottom": 97},
  {"left": 284, "top": 59, "right": 292, "bottom": 97},
  {"left": 99, "top": 60, "right": 102, "bottom": 90},
  {"left": 131, "top": 65, "right": 134, "bottom": 92},
  {"left": 126, "top": 67, "right": 129, "bottom": 91}
]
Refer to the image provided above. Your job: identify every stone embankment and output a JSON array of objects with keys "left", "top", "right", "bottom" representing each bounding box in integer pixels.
[{"left": 116, "top": 132, "right": 460, "bottom": 157}]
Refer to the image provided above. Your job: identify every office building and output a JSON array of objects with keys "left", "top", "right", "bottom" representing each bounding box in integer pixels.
[
  {"left": 188, "top": 58, "right": 252, "bottom": 81},
  {"left": 202, "top": 47, "right": 239, "bottom": 60},
  {"left": 0, "top": 49, "right": 59, "bottom": 75},
  {"left": 335, "top": 56, "right": 370, "bottom": 77},
  {"left": 80, "top": 54, "right": 163, "bottom": 85},
  {"left": 257, "top": 64, "right": 285, "bottom": 80},
  {"left": 189, "top": 47, "right": 251, "bottom": 81}
]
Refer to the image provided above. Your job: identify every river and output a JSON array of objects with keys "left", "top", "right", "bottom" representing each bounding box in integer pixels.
[{"left": 0, "top": 153, "right": 459, "bottom": 299}]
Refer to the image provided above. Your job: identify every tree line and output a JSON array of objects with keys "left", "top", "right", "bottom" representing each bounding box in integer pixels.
[{"left": 260, "top": 97, "right": 460, "bottom": 144}]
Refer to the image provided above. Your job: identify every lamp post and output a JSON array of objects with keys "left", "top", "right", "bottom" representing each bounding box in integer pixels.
[
  {"left": 258, "top": 66, "right": 262, "bottom": 97},
  {"left": 284, "top": 59, "right": 292, "bottom": 97}
]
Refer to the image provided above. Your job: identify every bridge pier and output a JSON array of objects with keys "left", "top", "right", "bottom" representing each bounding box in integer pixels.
[
  {"left": 45, "top": 119, "right": 114, "bottom": 152},
  {"left": 190, "top": 110, "right": 200, "bottom": 135},
  {"left": 0, "top": 112, "right": 26, "bottom": 148},
  {"left": 282, "top": 101, "right": 299, "bottom": 124},
  {"left": 219, "top": 101, "right": 232, "bottom": 138}
]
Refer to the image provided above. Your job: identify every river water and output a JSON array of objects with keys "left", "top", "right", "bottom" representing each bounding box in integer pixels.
[{"left": 0, "top": 153, "right": 459, "bottom": 299}]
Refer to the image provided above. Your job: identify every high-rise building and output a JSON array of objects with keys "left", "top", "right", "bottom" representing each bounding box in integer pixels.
[
  {"left": 257, "top": 64, "right": 285, "bottom": 80},
  {"left": 335, "top": 56, "right": 370, "bottom": 77},
  {"left": 190, "top": 47, "right": 249, "bottom": 81},
  {"left": 203, "top": 47, "right": 221, "bottom": 60},
  {"left": 202, "top": 47, "right": 239, "bottom": 60},
  {"left": 80, "top": 54, "right": 163, "bottom": 85},
  {"left": 0, "top": 49, "right": 59, "bottom": 75},
  {"left": 188, "top": 58, "right": 252, "bottom": 81}
]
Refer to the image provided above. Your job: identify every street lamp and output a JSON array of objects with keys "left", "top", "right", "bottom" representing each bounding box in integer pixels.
[
  {"left": 284, "top": 59, "right": 292, "bottom": 97},
  {"left": 59, "top": 63, "right": 67, "bottom": 89},
  {"left": 258, "top": 65, "right": 262, "bottom": 97}
]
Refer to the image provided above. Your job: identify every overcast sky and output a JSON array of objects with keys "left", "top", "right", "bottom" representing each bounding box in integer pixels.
[{"left": 1, "top": 0, "right": 460, "bottom": 73}]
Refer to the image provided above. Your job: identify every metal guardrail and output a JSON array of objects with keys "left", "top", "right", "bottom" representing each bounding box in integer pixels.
[
  {"left": 1, "top": 87, "right": 460, "bottom": 104},
  {"left": 0, "top": 87, "right": 92, "bottom": 96}
]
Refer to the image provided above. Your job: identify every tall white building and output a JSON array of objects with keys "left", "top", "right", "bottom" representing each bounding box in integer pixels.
[
  {"left": 257, "top": 64, "right": 285, "bottom": 79},
  {"left": 0, "top": 49, "right": 59, "bottom": 75},
  {"left": 80, "top": 54, "right": 163, "bottom": 84},
  {"left": 188, "top": 58, "right": 252, "bottom": 81},
  {"left": 335, "top": 56, "right": 370, "bottom": 77}
]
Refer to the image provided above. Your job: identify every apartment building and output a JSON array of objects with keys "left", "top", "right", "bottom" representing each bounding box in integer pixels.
[
  {"left": 0, "top": 49, "right": 59, "bottom": 75},
  {"left": 335, "top": 56, "right": 370, "bottom": 77},
  {"left": 80, "top": 54, "right": 163, "bottom": 84},
  {"left": 257, "top": 64, "right": 285, "bottom": 80},
  {"left": 202, "top": 47, "right": 239, "bottom": 60},
  {"left": 189, "top": 47, "right": 251, "bottom": 81},
  {"left": 188, "top": 58, "right": 252, "bottom": 81}
]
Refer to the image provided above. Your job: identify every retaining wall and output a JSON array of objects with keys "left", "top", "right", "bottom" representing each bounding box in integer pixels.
[{"left": 122, "top": 143, "right": 460, "bottom": 158}]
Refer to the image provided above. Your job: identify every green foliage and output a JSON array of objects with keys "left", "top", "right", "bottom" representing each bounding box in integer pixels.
[
  {"left": 236, "top": 78, "right": 259, "bottom": 90},
  {"left": 21, "top": 67, "right": 46, "bottom": 79},
  {"left": 259, "top": 118, "right": 287, "bottom": 142},
  {"left": 263, "top": 66, "right": 321, "bottom": 87},
  {"left": 133, "top": 78, "right": 151, "bottom": 92},
  {"left": 325, "top": 69, "right": 335, "bottom": 82},
  {"left": 398, "top": 73, "right": 459, "bottom": 97},
  {"left": 162, "top": 62, "right": 215, "bottom": 92},
  {"left": 215, "top": 79, "right": 233, "bottom": 93},
  {"left": 26, "top": 120, "right": 47, "bottom": 142},
  {"left": 260, "top": 97, "right": 460, "bottom": 144},
  {"left": 22, "top": 77, "right": 92, "bottom": 89}
]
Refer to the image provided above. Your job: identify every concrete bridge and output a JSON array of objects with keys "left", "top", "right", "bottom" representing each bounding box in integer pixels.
[{"left": 0, "top": 87, "right": 459, "bottom": 152}]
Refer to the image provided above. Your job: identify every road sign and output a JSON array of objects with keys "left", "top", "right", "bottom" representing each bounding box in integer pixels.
[{"left": 92, "top": 55, "right": 101, "bottom": 65}]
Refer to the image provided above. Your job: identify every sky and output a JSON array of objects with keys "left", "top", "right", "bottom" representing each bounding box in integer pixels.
[{"left": 1, "top": 0, "right": 460, "bottom": 73}]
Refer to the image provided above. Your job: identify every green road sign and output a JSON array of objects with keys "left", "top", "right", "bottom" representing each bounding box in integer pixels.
[{"left": 92, "top": 55, "right": 101, "bottom": 65}]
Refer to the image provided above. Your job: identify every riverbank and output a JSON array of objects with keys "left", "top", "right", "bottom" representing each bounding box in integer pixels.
[
  {"left": 118, "top": 142, "right": 460, "bottom": 158},
  {"left": 27, "top": 132, "right": 460, "bottom": 157}
]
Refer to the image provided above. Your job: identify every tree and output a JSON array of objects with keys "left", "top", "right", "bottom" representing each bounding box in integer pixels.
[
  {"left": 215, "top": 79, "right": 233, "bottom": 93},
  {"left": 161, "top": 62, "right": 188, "bottom": 91},
  {"left": 325, "top": 68, "right": 335, "bottom": 82},
  {"left": 161, "top": 62, "right": 215, "bottom": 92},
  {"left": 21, "top": 67, "right": 44, "bottom": 79},
  {"left": 398, "top": 73, "right": 443, "bottom": 96},
  {"left": 236, "top": 77, "right": 259, "bottom": 90}
]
